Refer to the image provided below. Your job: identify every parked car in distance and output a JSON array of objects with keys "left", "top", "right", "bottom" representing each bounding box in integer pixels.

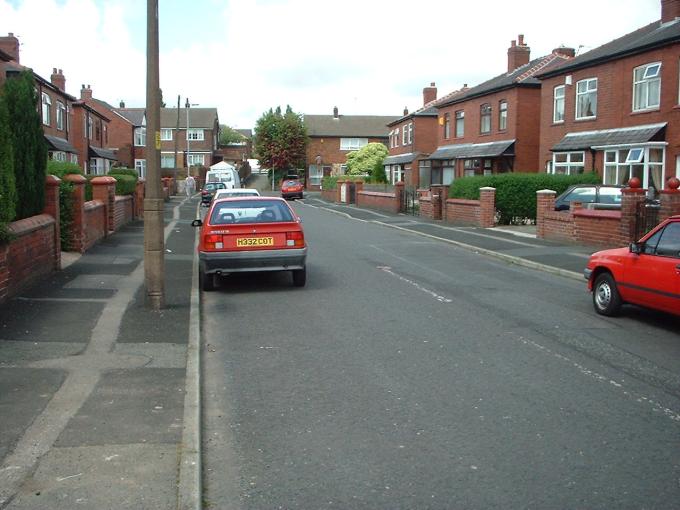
[
  {"left": 201, "top": 182, "right": 227, "bottom": 206},
  {"left": 191, "top": 197, "right": 307, "bottom": 291},
  {"left": 584, "top": 215, "right": 680, "bottom": 317},
  {"left": 214, "top": 188, "right": 260, "bottom": 200},
  {"left": 555, "top": 184, "right": 623, "bottom": 211},
  {"left": 281, "top": 179, "right": 304, "bottom": 200}
]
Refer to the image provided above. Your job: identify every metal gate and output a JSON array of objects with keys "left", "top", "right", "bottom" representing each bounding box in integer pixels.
[
  {"left": 634, "top": 199, "right": 660, "bottom": 240},
  {"left": 400, "top": 187, "right": 418, "bottom": 215},
  {"left": 348, "top": 182, "right": 356, "bottom": 203}
]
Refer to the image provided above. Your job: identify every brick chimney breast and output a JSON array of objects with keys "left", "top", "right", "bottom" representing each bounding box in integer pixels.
[
  {"left": 81, "top": 84, "right": 92, "bottom": 100},
  {"left": 51, "top": 67, "right": 65, "bottom": 91},
  {"left": 507, "top": 34, "right": 530, "bottom": 72},
  {"left": 0, "top": 32, "right": 20, "bottom": 63},
  {"left": 423, "top": 82, "right": 437, "bottom": 105},
  {"left": 661, "top": 0, "right": 680, "bottom": 22}
]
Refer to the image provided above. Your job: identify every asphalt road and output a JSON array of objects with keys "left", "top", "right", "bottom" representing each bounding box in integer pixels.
[{"left": 201, "top": 199, "right": 680, "bottom": 510}]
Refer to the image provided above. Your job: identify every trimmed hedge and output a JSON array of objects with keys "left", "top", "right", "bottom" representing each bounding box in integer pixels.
[
  {"left": 109, "top": 174, "right": 137, "bottom": 196},
  {"left": 108, "top": 167, "right": 139, "bottom": 179},
  {"left": 47, "top": 160, "right": 82, "bottom": 250},
  {"left": 449, "top": 172, "right": 602, "bottom": 224},
  {"left": 322, "top": 176, "right": 340, "bottom": 190}
]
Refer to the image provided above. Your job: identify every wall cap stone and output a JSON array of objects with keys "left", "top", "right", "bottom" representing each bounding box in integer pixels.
[
  {"left": 63, "top": 173, "right": 87, "bottom": 184},
  {"left": 480, "top": 187, "right": 496, "bottom": 191},
  {"left": 45, "top": 174, "right": 61, "bottom": 186},
  {"left": 536, "top": 189, "right": 556, "bottom": 195},
  {"left": 91, "top": 176, "right": 117, "bottom": 185}
]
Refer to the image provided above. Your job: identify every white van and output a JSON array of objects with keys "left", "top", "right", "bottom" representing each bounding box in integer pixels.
[{"left": 205, "top": 167, "right": 240, "bottom": 189}]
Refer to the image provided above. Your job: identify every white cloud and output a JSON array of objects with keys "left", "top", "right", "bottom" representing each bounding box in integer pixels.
[{"left": 0, "top": 0, "right": 662, "bottom": 128}]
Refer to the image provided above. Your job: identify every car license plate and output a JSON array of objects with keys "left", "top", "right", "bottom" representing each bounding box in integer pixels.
[{"left": 236, "top": 237, "right": 274, "bottom": 247}]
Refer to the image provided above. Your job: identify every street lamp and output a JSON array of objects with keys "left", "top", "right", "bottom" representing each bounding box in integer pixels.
[{"left": 185, "top": 98, "right": 198, "bottom": 177}]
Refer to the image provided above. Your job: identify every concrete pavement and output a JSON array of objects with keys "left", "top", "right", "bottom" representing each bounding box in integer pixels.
[{"left": 0, "top": 195, "right": 201, "bottom": 510}]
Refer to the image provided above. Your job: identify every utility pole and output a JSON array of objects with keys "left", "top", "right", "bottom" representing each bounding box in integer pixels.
[
  {"left": 174, "top": 94, "right": 179, "bottom": 181},
  {"left": 144, "top": 0, "right": 165, "bottom": 309}
]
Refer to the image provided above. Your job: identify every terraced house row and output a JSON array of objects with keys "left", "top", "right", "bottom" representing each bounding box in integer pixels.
[
  {"left": 381, "top": 0, "right": 680, "bottom": 192},
  {"left": 0, "top": 33, "right": 220, "bottom": 178}
]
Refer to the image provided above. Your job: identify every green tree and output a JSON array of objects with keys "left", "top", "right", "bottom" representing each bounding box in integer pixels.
[
  {"left": 0, "top": 88, "right": 16, "bottom": 241},
  {"left": 4, "top": 71, "right": 47, "bottom": 219},
  {"left": 346, "top": 142, "right": 388, "bottom": 182},
  {"left": 219, "top": 125, "right": 247, "bottom": 145},
  {"left": 254, "top": 105, "right": 307, "bottom": 174}
]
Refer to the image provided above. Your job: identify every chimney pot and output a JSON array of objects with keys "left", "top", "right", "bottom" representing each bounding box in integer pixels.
[
  {"left": 333, "top": 106, "right": 338, "bottom": 118},
  {"left": 120, "top": 100, "right": 125, "bottom": 108},
  {"left": 508, "top": 34, "right": 530, "bottom": 72},
  {"left": 518, "top": 34, "right": 525, "bottom": 45},
  {"left": 50, "top": 67, "right": 65, "bottom": 91},
  {"left": 423, "top": 82, "right": 438, "bottom": 105},
  {"left": 8, "top": 32, "right": 13, "bottom": 37},
  {"left": 403, "top": 107, "right": 409, "bottom": 116},
  {"left": 52, "top": 67, "right": 57, "bottom": 73}
]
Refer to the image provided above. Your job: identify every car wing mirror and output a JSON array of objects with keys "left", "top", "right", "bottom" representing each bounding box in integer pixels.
[
  {"left": 191, "top": 219, "right": 202, "bottom": 227},
  {"left": 629, "top": 242, "right": 641, "bottom": 255}
]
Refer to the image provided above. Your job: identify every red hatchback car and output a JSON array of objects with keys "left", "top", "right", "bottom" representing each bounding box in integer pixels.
[
  {"left": 281, "top": 179, "right": 304, "bottom": 200},
  {"left": 192, "top": 197, "right": 307, "bottom": 291},
  {"left": 585, "top": 215, "right": 680, "bottom": 317}
]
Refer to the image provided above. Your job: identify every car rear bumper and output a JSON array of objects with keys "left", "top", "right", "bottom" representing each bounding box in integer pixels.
[
  {"left": 199, "top": 247, "right": 307, "bottom": 274},
  {"left": 282, "top": 192, "right": 303, "bottom": 199}
]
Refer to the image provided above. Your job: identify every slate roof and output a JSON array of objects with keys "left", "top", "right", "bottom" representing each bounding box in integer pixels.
[
  {"left": 236, "top": 129, "right": 252, "bottom": 138},
  {"left": 117, "top": 108, "right": 145, "bottom": 126},
  {"left": 430, "top": 139, "right": 515, "bottom": 160},
  {"left": 537, "top": 19, "right": 680, "bottom": 79},
  {"left": 44, "top": 134, "right": 77, "bottom": 154},
  {"left": 384, "top": 152, "right": 419, "bottom": 165},
  {"left": 161, "top": 108, "right": 218, "bottom": 128},
  {"left": 437, "top": 53, "right": 572, "bottom": 108},
  {"left": 89, "top": 146, "right": 117, "bottom": 160},
  {"left": 388, "top": 87, "right": 469, "bottom": 127},
  {"left": 551, "top": 123, "right": 667, "bottom": 151},
  {"left": 304, "top": 114, "right": 399, "bottom": 137}
]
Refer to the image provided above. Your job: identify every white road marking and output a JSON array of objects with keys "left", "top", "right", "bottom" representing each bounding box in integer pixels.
[
  {"left": 56, "top": 473, "right": 82, "bottom": 482},
  {"left": 377, "top": 266, "right": 452, "bottom": 303}
]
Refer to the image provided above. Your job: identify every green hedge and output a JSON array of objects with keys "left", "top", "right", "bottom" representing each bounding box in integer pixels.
[
  {"left": 109, "top": 174, "right": 137, "bottom": 196},
  {"left": 108, "top": 167, "right": 139, "bottom": 179},
  {"left": 47, "top": 160, "right": 82, "bottom": 250},
  {"left": 449, "top": 172, "right": 601, "bottom": 224},
  {"left": 322, "top": 176, "right": 339, "bottom": 190}
]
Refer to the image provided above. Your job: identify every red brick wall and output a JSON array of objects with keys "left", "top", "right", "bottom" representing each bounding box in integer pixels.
[
  {"left": 114, "top": 196, "right": 133, "bottom": 230},
  {"left": 0, "top": 215, "right": 57, "bottom": 303},
  {"left": 540, "top": 210, "right": 576, "bottom": 242},
  {"left": 573, "top": 210, "right": 626, "bottom": 248},
  {"left": 538, "top": 43, "right": 680, "bottom": 181},
  {"left": 419, "top": 196, "right": 434, "bottom": 219},
  {"left": 446, "top": 199, "right": 481, "bottom": 225},
  {"left": 356, "top": 191, "right": 399, "bottom": 213},
  {"left": 83, "top": 201, "right": 106, "bottom": 251},
  {"left": 321, "top": 188, "right": 336, "bottom": 202}
]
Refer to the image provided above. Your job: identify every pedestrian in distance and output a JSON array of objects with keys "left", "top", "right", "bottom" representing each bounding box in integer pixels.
[{"left": 185, "top": 174, "right": 196, "bottom": 198}]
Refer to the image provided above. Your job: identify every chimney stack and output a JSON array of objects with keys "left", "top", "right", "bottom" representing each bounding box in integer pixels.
[
  {"left": 403, "top": 106, "right": 409, "bottom": 116},
  {"left": 0, "top": 32, "right": 20, "bottom": 63},
  {"left": 661, "top": 0, "right": 680, "bottom": 22},
  {"left": 507, "top": 34, "right": 530, "bottom": 72},
  {"left": 81, "top": 84, "right": 92, "bottom": 100},
  {"left": 553, "top": 46, "right": 575, "bottom": 58},
  {"left": 423, "top": 82, "right": 437, "bottom": 105},
  {"left": 50, "top": 68, "right": 65, "bottom": 91},
  {"left": 333, "top": 106, "right": 338, "bottom": 118},
  {"left": 119, "top": 100, "right": 126, "bottom": 108}
]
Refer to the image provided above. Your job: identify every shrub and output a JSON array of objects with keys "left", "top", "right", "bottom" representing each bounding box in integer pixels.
[
  {"left": 449, "top": 172, "right": 601, "bottom": 224},
  {"left": 110, "top": 174, "right": 137, "bottom": 196},
  {"left": 0, "top": 89, "right": 16, "bottom": 243},
  {"left": 322, "top": 176, "right": 339, "bottom": 190},
  {"left": 47, "top": 160, "right": 82, "bottom": 250},
  {"left": 108, "top": 167, "right": 139, "bottom": 179}
]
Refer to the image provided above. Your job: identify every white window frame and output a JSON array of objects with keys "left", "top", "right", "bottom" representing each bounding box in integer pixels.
[
  {"left": 444, "top": 113, "right": 451, "bottom": 139},
  {"left": 480, "top": 104, "right": 492, "bottom": 134},
  {"left": 187, "top": 153, "right": 205, "bottom": 166},
  {"left": 551, "top": 151, "right": 585, "bottom": 175},
  {"left": 186, "top": 129, "right": 204, "bottom": 141},
  {"left": 135, "top": 159, "right": 147, "bottom": 179},
  {"left": 340, "top": 137, "right": 368, "bottom": 151},
  {"left": 499, "top": 100, "right": 508, "bottom": 130},
  {"left": 603, "top": 146, "right": 665, "bottom": 189},
  {"left": 41, "top": 92, "right": 51, "bottom": 125},
  {"left": 575, "top": 78, "right": 597, "bottom": 120},
  {"left": 309, "top": 164, "right": 323, "bottom": 186},
  {"left": 51, "top": 151, "right": 66, "bottom": 162},
  {"left": 553, "top": 85, "right": 565, "bottom": 123},
  {"left": 455, "top": 110, "right": 464, "bottom": 138},
  {"left": 134, "top": 127, "right": 146, "bottom": 146},
  {"left": 402, "top": 126, "right": 407, "bottom": 145},
  {"left": 633, "top": 62, "right": 661, "bottom": 112},
  {"left": 88, "top": 117, "right": 93, "bottom": 140},
  {"left": 408, "top": 123, "right": 413, "bottom": 144},
  {"left": 161, "top": 154, "right": 175, "bottom": 168},
  {"left": 70, "top": 153, "right": 78, "bottom": 164},
  {"left": 56, "top": 101, "right": 65, "bottom": 130},
  {"left": 160, "top": 128, "right": 173, "bottom": 141}
]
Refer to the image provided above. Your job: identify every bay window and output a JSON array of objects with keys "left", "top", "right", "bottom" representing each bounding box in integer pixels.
[{"left": 604, "top": 146, "right": 665, "bottom": 189}]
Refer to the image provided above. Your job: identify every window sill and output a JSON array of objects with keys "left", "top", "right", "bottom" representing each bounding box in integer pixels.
[
  {"left": 574, "top": 117, "right": 597, "bottom": 123},
  {"left": 630, "top": 107, "right": 660, "bottom": 115},
  {"left": 551, "top": 120, "right": 565, "bottom": 126}
]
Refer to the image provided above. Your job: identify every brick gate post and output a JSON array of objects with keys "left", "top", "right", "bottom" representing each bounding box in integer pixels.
[
  {"left": 479, "top": 187, "right": 496, "bottom": 228},
  {"left": 659, "top": 178, "right": 680, "bottom": 221},
  {"left": 536, "top": 190, "right": 556, "bottom": 239},
  {"left": 91, "top": 176, "right": 117, "bottom": 234},
  {"left": 63, "top": 174, "right": 87, "bottom": 253},
  {"left": 44, "top": 175, "right": 62, "bottom": 269},
  {"left": 619, "top": 185, "right": 647, "bottom": 243}
]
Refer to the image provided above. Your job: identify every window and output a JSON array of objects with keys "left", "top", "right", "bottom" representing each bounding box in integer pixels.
[
  {"left": 553, "top": 85, "right": 565, "bottom": 123},
  {"left": 552, "top": 152, "right": 585, "bottom": 175},
  {"left": 103, "top": 124, "right": 108, "bottom": 144},
  {"left": 56, "top": 101, "right": 65, "bottom": 130},
  {"left": 161, "top": 154, "right": 175, "bottom": 168},
  {"left": 480, "top": 104, "right": 491, "bottom": 133},
  {"left": 633, "top": 62, "right": 661, "bottom": 111},
  {"left": 134, "top": 127, "right": 146, "bottom": 146},
  {"left": 88, "top": 117, "right": 93, "bottom": 140},
  {"left": 405, "top": 122, "right": 413, "bottom": 145},
  {"left": 186, "top": 129, "right": 204, "bottom": 141},
  {"left": 340, "top": 138, "right": 368, "bottom": 150},
  {"left": 463, "top": 158, "right": 493, "bottom": 177},
  {"left": 499, "top": 101, "right": 507, "bottom": 130},
  {"left": 187, "top": 153, "right": 205, "bottom": 166},
  {"left": 161, "top": 129, "right": 173, "bottom": 141},
  {"left": 604, "top": 147, "right": 665, "bottom": 189},
  {"left": 50, "top": 151, "right": 66, "bottom": 162},
  {"left": 70, "top": 153, "right": 78, "bottom": 165},
  {"left": 455, "top": 110, "right": 464, "bottom": 137},
  {"left": 444, "top": 113, "right": 451, "bottom": 139},
  {"left": 135, "top": 159, "right": 147, "bottom": 179},
  {"left": 41, "top": 93, "right": 51, "bottom": 125},
  {"left": 402, "top": 126, "right": 407, "bottom": 145},
  {"left": 89, "top": 158, "right": 106, "bottom": 176},
  {"left": 576, "top": 78, "right": 597, "bottom": 119}
]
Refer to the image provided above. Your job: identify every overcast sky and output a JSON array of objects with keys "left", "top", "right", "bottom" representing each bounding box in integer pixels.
[{"left": 0, "top": 0, "right": 661, "bottom": 129}]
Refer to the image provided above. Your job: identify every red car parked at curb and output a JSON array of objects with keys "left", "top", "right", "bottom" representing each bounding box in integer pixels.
[
  {"left": 584, "top": 215, "right": 680, "bottom": 317},
  {"left": 192, "top": 197, "right": 307, "bottom": 291},
  {"left": 281, "top": 179, "right": 304, "bottom": 200}
]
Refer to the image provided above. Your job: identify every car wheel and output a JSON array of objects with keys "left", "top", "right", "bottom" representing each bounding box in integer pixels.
[
  {"left": 199, "top": 267, "right": 215, "bottom": 291},
  {"left": 593, "top": 273, "right": 621, "bottom": 316},
  {"left": 292, "top": 267, "right": 306, "bottom": 287}
]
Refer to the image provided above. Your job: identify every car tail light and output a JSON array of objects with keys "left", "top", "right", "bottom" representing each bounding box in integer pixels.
[
  {"left": 202, "top": 190, "right": 209, "bottom": 195},
  {"left": 286, "top": 231, "right": 304, "bottom": 247},
  {"left": 204, "top": 234, "right": 223, "bottom": 249}
]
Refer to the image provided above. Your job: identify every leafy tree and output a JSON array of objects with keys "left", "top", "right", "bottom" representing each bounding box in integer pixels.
[
  {"left": 219, "top": 125, "right": 247, "bottom": 145},
  {"left": 346, "top": 142, "right": 388, "bottom": 182},
  {"left": 4, "top": 71, "right": 47, "bottom": 219},
  {"left": 0, "top": 89, "right": 16, "bottom": 241},
  {"left": 254, "top": 105, "right": 307, "bottom": 175}
]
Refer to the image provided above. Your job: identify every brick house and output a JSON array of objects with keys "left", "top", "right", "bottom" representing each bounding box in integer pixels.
[
  {"left": 426, "top": 36, "right": 574, "bottom": 186},
  {"left": 536, "top": 0, "right": 680, "bottom": 191},
  {"left": 384, "top": 83, "right": 467, "bottom": 188},
  {"left": 116, "top": 107, "right": 147, "bottom": 177},
  {"left": 70, "top": 96, "right": 116, "bottom": 175},
  {"left": 215, "top": 128, "right": 253, "bottom": 166},
  {"left": 303, "top": 107, "right": 399, "bottom": 189}
]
